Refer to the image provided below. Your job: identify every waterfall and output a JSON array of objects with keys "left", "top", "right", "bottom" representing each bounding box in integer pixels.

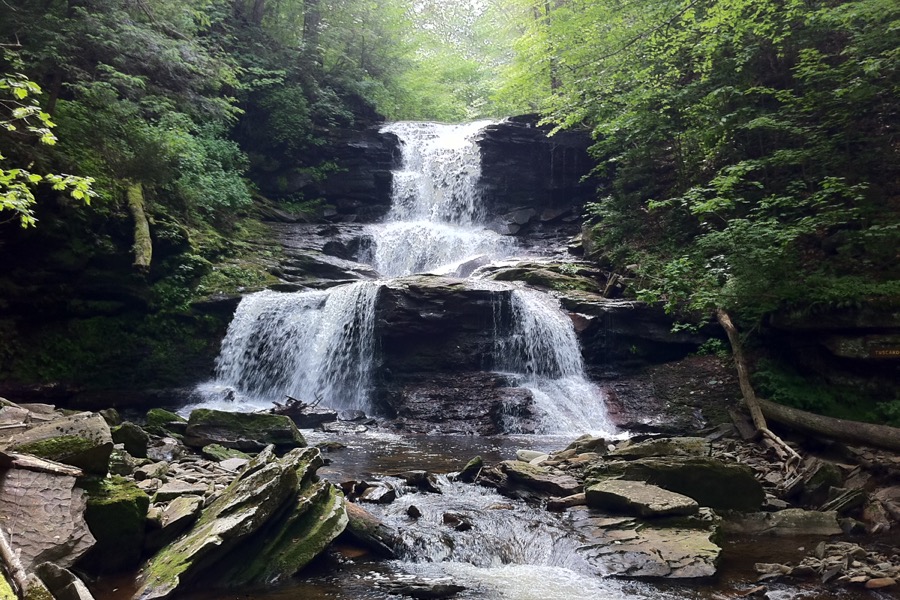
[
  {"left": 203, "top": 281, "right": 380, "bottom": 412},
  {"left": 494, "top": 288, "right": 614, "bottom": 435},
  {"left": 368, "top": 121, "right": 514, "bottom": 276}
]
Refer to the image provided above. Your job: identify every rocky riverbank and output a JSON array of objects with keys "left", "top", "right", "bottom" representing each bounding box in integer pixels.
[{"left": 2, "top": 394, "right": 899, "bottom": 600}]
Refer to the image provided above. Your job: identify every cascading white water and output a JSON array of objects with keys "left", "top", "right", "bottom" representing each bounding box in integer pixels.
[
  {"left": 201, "top": 281, "right": 380, "bottom": 412},
  {"left": 495, "top": 288, "right": 614, "bottom": 435},
  {"left": 368, "top": 121, "right": 514, "bottom": 276}
]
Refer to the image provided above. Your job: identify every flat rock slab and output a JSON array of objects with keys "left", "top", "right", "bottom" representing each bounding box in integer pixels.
[
  {"left": 0, "top": 459, "right": 95, "bottom": 570},
  {"left": 578, "top": 523, "right": 720, "bottom": 578},
  {"left": 500, "top": 460, "right": 581, "bottom": 497},
  {"left": 620, "top": 457, "right": 764, "bottom": 512},
  {"left": 586, "top": 480, "right": 698, "bottom": 517},
  {"left": 608, "top": 437, "right": 709, "bottom": 459},
  {"left": 153, "top": 480, "right": 209, "bottom": 502}
]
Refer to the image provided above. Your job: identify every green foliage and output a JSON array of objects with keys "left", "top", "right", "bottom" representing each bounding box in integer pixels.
[
  {"left": 753, "top": 360, "right": 900, "bottom": 427},
  {"left": 501, "top": 0, "right": 899, "bottom": 327},
  {"left": 0, "top": 53, "right": 94, "bottom": 226}
]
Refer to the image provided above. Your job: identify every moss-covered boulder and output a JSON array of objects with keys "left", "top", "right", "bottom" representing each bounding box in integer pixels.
[
  {"left": 78, "top": 476, "right": 151, "bottom": 573},
  {"left": 111, "top": 422, "right": 150, "bottom": 458},
  {"left": 609, "top": 437, "right": 709, "bottom": 460},
  {"left": 184, "top": 409, "right": 305, "bottom": 452},
  {"left": 200, "top": 444, "right": 251, "bottom": 462},
  {"left": 7, "top": 413, "right": 113, "bottom": 475},
  {"left": 620, "top": 457, "right": 765, "bottom": 512},
  {"left": 144, "top": 409, "right": 187, "bottom": 436},
  {"left": 133, "top": 446, "right": 301, "bottom": 600},
  {"left": 215, "top": 448, "right": 348, "bottom": 586}
]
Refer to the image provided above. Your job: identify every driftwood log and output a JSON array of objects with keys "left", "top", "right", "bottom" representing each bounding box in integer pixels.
[{"left": 759, "top": 398, "right": 900, "bottom": 453}]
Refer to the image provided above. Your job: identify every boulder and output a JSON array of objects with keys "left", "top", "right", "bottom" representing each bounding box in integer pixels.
[
  {"left": 619, "top": 457, "right": 765, "bottom": 512},
  {"left": 399, "top": 471, "right": 442, "bottom": 494},
  {"left": 499, "top": 460, "right": 582, "bottom": 497},
  {"left": 184, "top": 409, "right": 305, "bottom": 453},
  {"left": 134, "top": 446, "right": 301, "bottom": 600},
  {"left": 359, "top": 483, "right": 398, "bottom": 504},
  {"left": 0, "top": 452, "right": 95, "bottom": 571},
  {"left": 585, "top": 480, "right": 699, "bottom": 518},
  {"left": 721, "top": 509, "right": 842, "bottom": 536},
  {"left": 145, "top": 495, "right": 203, "bottom": 552},
  {"left": 200, "top": 444, "right": 251, "bottom": 462},
  {"left": 456, "top": 456, "right": 483, "bottom": 483},
  {"left": 609, "top": 437, "right": 709, "bottom": 459},
  {"left": 573, "top": 508, "right": 721, "bottom": 578},
  {"left": 5, "top": 412, "right": 113, "bottom": 475},
  {"left": 34, "top": 562, "right": 96, "bottom": 600},
  {"left": 79, "top": 476, "right": 150, "bottom": 573},
  {"left": 215, "top": 450, "right": 346, "bottom": 586},
  {"left": 111, "top": 422, "right": 150, "bottom": 459},
  {"left": 145, "top": 409, "right": 186, "bottom": 433}
]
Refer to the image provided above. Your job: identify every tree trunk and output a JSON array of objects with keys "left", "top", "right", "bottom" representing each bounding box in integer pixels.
[
  {"left": 126, "top": 182, "right": 152, "bottom": 272},
  {"left": 716, "top": 308, "right": 767, "bottom": 431},
  {"left": 759, "top": 398, "right": 900, "bottom": 453}
]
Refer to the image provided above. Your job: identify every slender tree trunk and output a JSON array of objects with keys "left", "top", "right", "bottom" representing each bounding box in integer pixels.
[
  {"left": 717, "top": 308, "right": 802, "bottom": 469},
  {"left": 716, "top": 308, "right": 767, "bottom": 431}
]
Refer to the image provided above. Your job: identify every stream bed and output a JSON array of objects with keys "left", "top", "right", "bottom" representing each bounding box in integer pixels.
[{"left": 89, "top": 431, "right": 878, "bottom": 600}]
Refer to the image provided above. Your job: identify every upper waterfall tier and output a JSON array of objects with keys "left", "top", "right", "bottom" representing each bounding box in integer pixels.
[
  {"left": 369, "top": 121, "right": 514, "bottom": 277},
  {"left": 381, "top": 120, "right": 495, "bottom": 225}
]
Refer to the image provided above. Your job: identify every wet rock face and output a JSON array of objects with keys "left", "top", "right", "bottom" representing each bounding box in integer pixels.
[
  {"left": 375, "top": 373, "right": 536, "bottom": 435},
  {"left": 477, "top": 116, "right": 595, "bottom": 224},
  {"left": 371, "top": 277, "right": 543, "bottom": 433},
  {"left": 258, "top": 128, "right": 400, "bottom": 223}
]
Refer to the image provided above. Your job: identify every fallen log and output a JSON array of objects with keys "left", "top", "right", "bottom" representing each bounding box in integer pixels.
[{"left": 758, "top": 398, "right": 900, "bottom": 453}]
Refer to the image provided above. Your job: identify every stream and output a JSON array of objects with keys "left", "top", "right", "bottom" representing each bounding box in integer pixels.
[{"left": 177, "top": 122, "right": 875, "bottom": 600}]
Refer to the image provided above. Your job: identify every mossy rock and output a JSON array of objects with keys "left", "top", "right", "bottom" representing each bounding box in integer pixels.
[
  {"left": 619, "top": 457, "right": 764, "bottom": 512},
  {"left": 146, "top": 408, "right": 186, "bottom": 429},
  {"left": 184, "top": 409, "right": 305, "bottom": 452},
  {"left": 79, "top": 476, "right": 150, "bottom": 573},
  {"left": 9, "top": 413, "right": 113, "bottom": 475},
  {"left": 215, "top": 450, "right": 345, "bottom": 586},
  {"left": 488, "top": 266, "right": 600, "bottom": 293},
  {"left": 201, "top": 444, "right": 251, "bottom": 462},
  {"left": 0, "top": 571, "right": 15, "bottom": 600},
  {"left": 135, "top": 446, "right": 302, "bottom": 600},
  {"left": 112, "top": 421, "right": 150, "bottom": 458}
]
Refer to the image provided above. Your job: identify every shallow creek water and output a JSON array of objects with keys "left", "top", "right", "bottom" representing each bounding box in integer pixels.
[{"left": 87, "top": 432, "right": 879, "bottom": 600}]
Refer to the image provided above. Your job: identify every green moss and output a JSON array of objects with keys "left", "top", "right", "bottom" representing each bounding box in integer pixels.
[
  {"left": 146, "top": 408, "right": 187, "bottom": 428},
  {"left": 16, "top": 435, "right": 96, "bottom": 459},
  {"left": 201, "top": 444, "right": 251, "bottom": 461},
  {"left": 490, "top": 266, "right": 601, "bottom": 292},
  {"left": 23, "top": 580, "right": 53, "bottom": 600},
  {"left": 0, "top": 571, "right": 15, "bottom": 600},
  {"left": 80, "top": 475, "right": 151, "bottom": 572}
]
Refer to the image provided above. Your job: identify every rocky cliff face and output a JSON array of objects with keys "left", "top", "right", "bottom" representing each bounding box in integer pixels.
[{"left": 478, "top": 115, "right": 595, "bottom": 234}]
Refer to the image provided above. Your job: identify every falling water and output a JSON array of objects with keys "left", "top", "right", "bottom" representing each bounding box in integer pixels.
[
  {"left": 201, "top": 281, "right": 380, "bottom": 412},
  {"left": 368, "top": 121, "right": 514, "bottom": 276},
  {"left": 494, "top": 288, "right": 614, "bottom": 435}
]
